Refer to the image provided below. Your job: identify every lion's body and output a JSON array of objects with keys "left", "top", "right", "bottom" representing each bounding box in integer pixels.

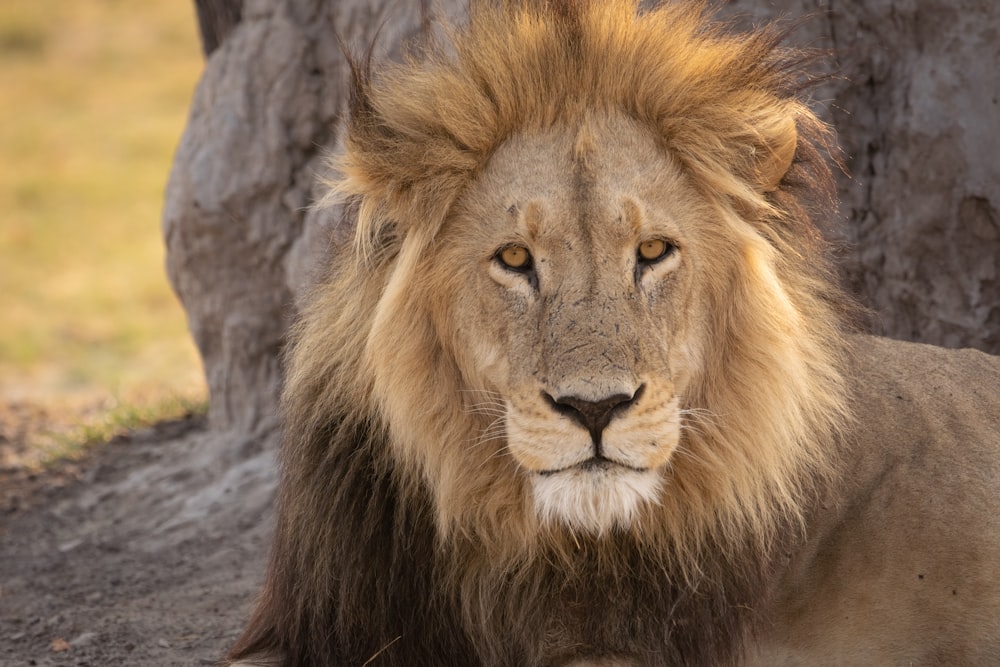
[
  {"left": 752, "top": 336, "right": 1000, "bottom": 665},
  {"left": 228, "top": 1, "right": 1000, "bottom": 665}
]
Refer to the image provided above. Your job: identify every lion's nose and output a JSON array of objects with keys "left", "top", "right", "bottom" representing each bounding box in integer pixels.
[{"left": 544, "top": 385, "right": 645, "bottom": 445}]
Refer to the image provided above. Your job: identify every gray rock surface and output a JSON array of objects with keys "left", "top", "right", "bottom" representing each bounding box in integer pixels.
[
  {"left": 725, "top": 0, "right": 1000, "bottom": 351},
  {"left": 164, "top": 0, "right": 454, "bottom": 435},
  {"left": 164, "top": 0, "right": 1000, "bottom": 439}
]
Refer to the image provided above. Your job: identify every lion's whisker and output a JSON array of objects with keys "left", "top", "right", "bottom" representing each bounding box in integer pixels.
[
  {"left": 670, "top": 444, "right": 710, "bottom": 467},
  {"left": 463, "top": 406, "right": 507, "bottom": 417},
  {"left": 470, "top": 416, "right": 508, "bottom": 450}
]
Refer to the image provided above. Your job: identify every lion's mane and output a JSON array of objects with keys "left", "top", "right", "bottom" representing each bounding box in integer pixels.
[{"left": 230, "top": 1, "right": 852, "bottom": 665}]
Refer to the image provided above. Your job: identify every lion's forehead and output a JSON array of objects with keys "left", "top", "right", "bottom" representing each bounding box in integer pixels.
[{"left": 465, "top": 112, "right": 690, "bottom": 249}]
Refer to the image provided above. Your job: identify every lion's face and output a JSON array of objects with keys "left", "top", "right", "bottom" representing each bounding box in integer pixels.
[
  {"left": 427, "top": 114, "right": 718, "bottom": 532},
  {"left": 335, "top": 0, "right": 847, "bottom": 551}
]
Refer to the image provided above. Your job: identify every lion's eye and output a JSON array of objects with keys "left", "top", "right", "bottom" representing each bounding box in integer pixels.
[
  {"left": 637, "top": 239, "right": 674, "bottom": 263},
  {"left": 498, "top": 245, "right": 532, "bottom": 270}
]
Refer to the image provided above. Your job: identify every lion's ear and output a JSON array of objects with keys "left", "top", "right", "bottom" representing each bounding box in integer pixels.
[{"left": 753, "top": 112, "right": 798, "bottom": 193}]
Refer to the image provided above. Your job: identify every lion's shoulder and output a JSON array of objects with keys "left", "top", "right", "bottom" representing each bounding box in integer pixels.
[{"left": 751, "top": 335, "right": 1000, "bottom": 664}]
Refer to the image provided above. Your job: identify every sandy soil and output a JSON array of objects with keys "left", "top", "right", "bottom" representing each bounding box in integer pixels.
[{"left": 0, "top": 412, "right": 278, "bottom": 666}]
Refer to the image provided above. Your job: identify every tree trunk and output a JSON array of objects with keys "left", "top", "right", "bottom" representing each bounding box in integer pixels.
[{"left": 164, "top": 0, "right": 1000, "bottom": 440}]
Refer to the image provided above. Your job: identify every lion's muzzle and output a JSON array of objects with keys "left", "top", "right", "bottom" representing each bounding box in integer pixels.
[{"left": 542, "top": 384, "right": 645, "bottom": 449}]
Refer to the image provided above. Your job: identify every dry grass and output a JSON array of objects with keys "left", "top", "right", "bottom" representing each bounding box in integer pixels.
[{"left": 0, "top": 0, "right": 208, "bottom": 450}]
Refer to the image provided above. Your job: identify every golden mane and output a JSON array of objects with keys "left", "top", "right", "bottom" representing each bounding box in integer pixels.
[
  {"left": 335, "top": 0, "right": 839, "bottom": 253},
  {"left": 328, "top": 0, "right": 849, "bottom": 559},
  {"left": 231, "top": 1, "right": 854, "bottom": 664}
]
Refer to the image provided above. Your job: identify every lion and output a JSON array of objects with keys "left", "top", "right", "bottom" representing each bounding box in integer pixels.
[{"left": 228, "top": 1, "right": 1000, "bottom": 665}]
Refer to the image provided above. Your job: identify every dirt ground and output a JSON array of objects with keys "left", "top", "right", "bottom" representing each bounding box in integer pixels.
[{"left": 0, "top": 409, "right": 278, "bottom": 666}]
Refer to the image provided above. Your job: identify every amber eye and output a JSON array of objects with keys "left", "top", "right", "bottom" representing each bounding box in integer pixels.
[
  {"left": 498, "top": 245, "right": 532, "bottom": 270},
  {"left": 637, "top": 238, "right": 673, "bottom": 263}
]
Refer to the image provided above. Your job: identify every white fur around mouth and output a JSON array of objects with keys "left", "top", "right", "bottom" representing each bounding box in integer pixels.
[{"left": 531, "top": 465, "right": 662, "bottom": 533}]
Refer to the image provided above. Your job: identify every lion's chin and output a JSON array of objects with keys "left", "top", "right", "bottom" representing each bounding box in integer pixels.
[{"left": 531, "top": 464, "right": 663, "bottom": 534}]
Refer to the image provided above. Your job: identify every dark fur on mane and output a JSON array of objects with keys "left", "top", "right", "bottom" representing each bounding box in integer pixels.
[{"left": 229, "top": 400, "right": 797, "bottom": 666}]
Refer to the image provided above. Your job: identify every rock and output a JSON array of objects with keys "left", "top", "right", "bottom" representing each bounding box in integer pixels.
[
  {"left": 165, "top": 0, "right": 455, "bottom": 437},
  {"left": 70, "top": 632, "right": 98, "bottom": 647},
  {"left": 724, "top": 0, "right": 1000, "bottom": 352}
]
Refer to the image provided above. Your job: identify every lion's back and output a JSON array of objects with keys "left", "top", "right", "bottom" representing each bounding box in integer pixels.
[{"left": 753, "top": 335, "right": 1000, "bottom": 665}]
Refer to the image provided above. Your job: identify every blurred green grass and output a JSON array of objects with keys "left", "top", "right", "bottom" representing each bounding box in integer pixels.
[{"left": 0, "top": 1, "right": 207, "bottom": 429}]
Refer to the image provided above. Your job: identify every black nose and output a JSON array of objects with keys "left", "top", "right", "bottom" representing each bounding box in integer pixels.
[{"left": 544, "top": 385, "right": 644, "bottom": 445}]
